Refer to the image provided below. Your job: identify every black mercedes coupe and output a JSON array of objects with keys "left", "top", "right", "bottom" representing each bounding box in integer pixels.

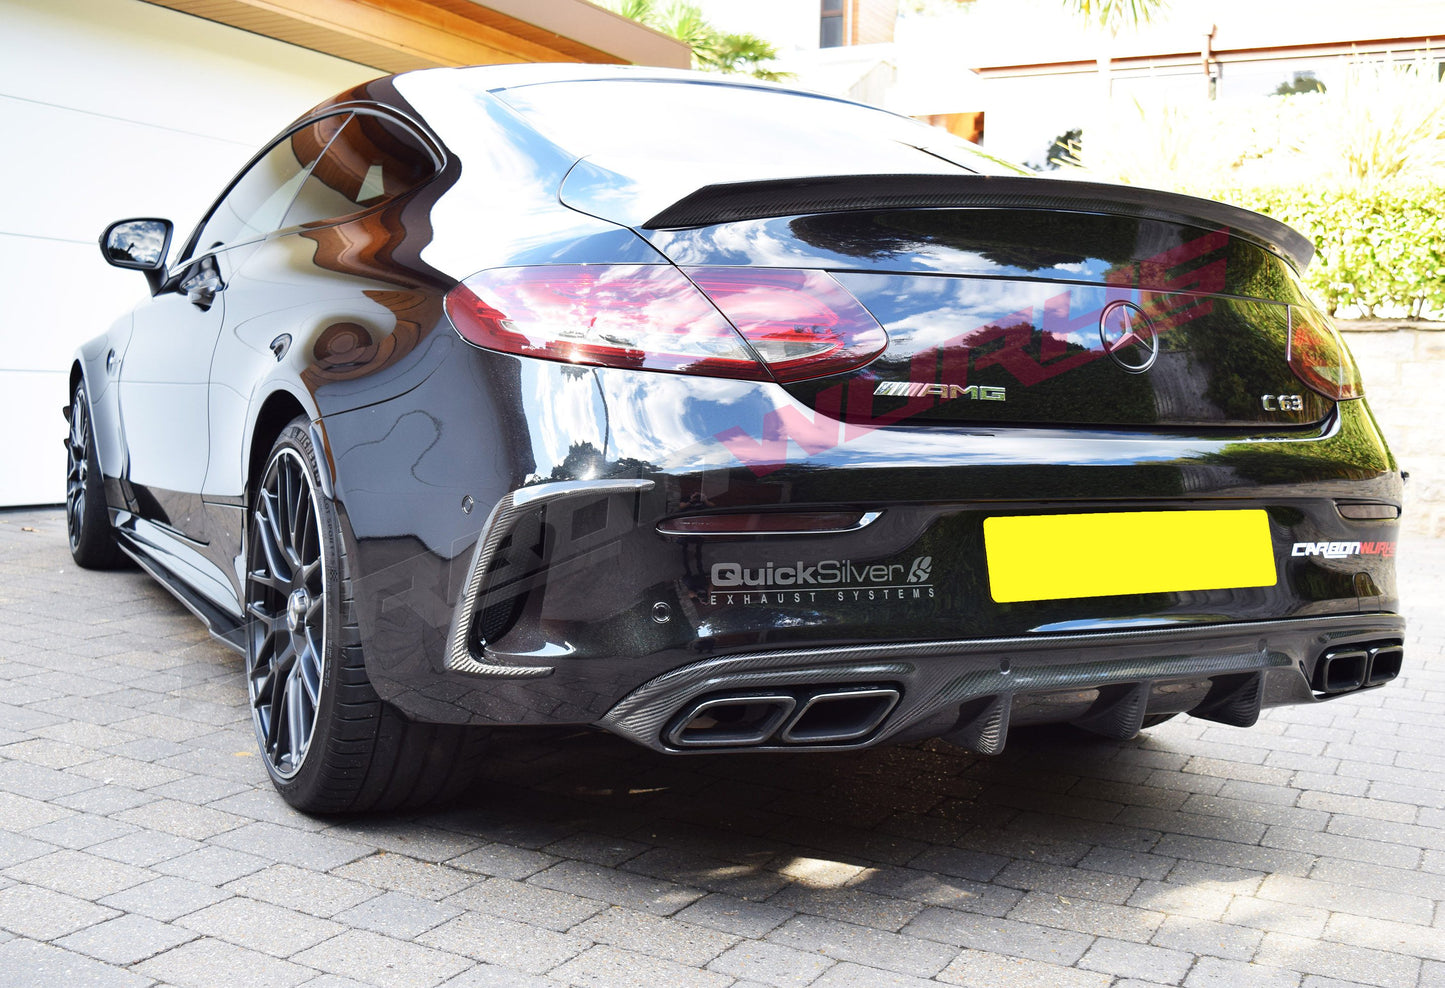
[{"left": 72, "top": 65, "right": 1404, "bottom": 812}]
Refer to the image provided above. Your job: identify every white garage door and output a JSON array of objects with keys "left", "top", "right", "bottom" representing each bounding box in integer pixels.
[{"left": 0, "top": 0, "right": 377, "bottom": 506}]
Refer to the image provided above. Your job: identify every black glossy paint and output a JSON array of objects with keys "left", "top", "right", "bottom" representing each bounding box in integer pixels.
[{"left": 78, "top": 65, "right": 1403, "bottom": 753}]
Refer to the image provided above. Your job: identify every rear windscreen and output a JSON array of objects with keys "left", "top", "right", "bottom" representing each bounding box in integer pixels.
[{"left": 492, "top": 79, "right": 1026, "bottom": 178}]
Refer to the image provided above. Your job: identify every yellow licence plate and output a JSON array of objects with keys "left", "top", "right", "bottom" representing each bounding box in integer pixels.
[{"left": 984, "top": 509, "right": 1277, "bottom": 603}]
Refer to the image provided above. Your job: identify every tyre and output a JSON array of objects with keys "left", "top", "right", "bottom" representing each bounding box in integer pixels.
[
  {"left": 244, "top": 418, "right": 489, "bottom": 813},
  {"left": 1139, "top": 713, "right": 1178, "bottom": 729},
  {"left": 65, "top": 381, "right": 124, "bottom": 569}
]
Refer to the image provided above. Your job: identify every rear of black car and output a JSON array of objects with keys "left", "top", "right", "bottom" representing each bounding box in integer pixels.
[{"left": 420, "top": 72, "right": 1403, "bottom": 754}]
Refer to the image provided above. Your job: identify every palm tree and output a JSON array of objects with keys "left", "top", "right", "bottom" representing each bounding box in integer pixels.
[
  {"left": 1062, "top": 0, "right": 1166, "bottom": 34},
  {"left": 598, "top": 0, "right": 790, "bottom": 81}
]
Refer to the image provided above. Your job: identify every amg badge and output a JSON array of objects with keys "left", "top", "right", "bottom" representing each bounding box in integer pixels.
[{"left": 874, "top": 382, "right": 1006, "bottom": 401}]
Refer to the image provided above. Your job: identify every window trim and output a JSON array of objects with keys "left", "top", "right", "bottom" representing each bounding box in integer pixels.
[
  {"left": 171, "top": 103, "right": 445, "bottom": 276},
  {"left": 271, "top": 106, "right": 445, "bottom": 239}
]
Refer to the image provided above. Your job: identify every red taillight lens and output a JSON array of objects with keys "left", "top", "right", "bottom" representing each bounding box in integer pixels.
[
  {"left": 687, "top": 267, "right": 888, "bottom": 382},
  {"left": 445, "top": 265, "right": 769, "bottom": 380},
  {"left": 445, "top": 264, "right": 887, "bottom": 384},
  {"left": 1289, "top": 307, "right": 1362, "bottom": 400}
]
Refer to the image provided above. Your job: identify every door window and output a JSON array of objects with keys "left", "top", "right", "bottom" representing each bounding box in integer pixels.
[
  {"left": 183, "top": 113, "right": 352, "bottom": 260},
  {"left": 282, "top": 112, "right": 438, "bottom": 228}
]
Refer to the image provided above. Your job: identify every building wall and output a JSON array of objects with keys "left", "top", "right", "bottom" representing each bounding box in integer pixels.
[{"left": 0, "top": 0, "right": 377, "bottom": 506}]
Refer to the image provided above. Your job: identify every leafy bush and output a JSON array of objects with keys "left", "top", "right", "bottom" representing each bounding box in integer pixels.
[{"left": 1209, "top": 184, "right": 1445, "bottom": 319}]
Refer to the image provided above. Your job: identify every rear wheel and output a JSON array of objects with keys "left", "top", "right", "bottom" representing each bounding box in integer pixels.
[
  {"left": 245, "top": 419, "right": 489, "bottom": 813},
  {"left": 65, "top": 381, "right": 124, "bottom": 569}
]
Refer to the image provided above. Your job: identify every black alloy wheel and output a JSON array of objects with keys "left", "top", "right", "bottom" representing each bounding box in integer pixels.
[
  {"left": 65, "top": 381, "right": 123, "bottom": 569},
  {"left": 246, "top": 444, "right": 327, "bottom": 780},
  {"left": 244, "top": 419, "right": 491, "bottom": 813}
]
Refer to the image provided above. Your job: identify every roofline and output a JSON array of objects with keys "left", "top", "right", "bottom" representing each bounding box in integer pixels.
[{"left": 974, "top": 34, "right": 1444, "bottom": 77}]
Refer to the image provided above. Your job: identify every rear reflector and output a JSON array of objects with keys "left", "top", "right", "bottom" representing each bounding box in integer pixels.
[
  {"left": 446, "top": 265, "right": 886, "bottom": 383},
  {"left": 657, "top": 510, "right": 879, "bottom": 536},
  {"left": 1289, "top": 307, "right": 1362, "bottom": 400}
]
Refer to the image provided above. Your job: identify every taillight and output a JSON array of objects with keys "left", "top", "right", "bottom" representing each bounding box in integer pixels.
[
  {"left": 445, "top": 264, "right": 886, "bottom": 383},
  {"left": 687, "top": 267, "right": 887, "bottom": 382},
  {"left": 445, "top": 265, "right": 768, "bottom": 380},
  {"left": 1289, "top": 307, "right": 1362, "bottom": 400}
]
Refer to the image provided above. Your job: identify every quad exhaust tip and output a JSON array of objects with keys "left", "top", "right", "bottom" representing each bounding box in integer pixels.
[
  {"left": 665, "top": 686, "right": 900, "bottom": 749},
  {"left": 1313, "top": 640, "right": 1403, "bottom": 696}
]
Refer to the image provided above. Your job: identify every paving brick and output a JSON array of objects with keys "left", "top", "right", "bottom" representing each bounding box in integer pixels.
[
  {"left": 137, "top": 938, "right": 310, "bottom": 988},
  {"left": 1077, "top": 937, "right": 1194, "bottom": 983},
  {"left": 528, "top": 860, "right": 702, "bottom": 916},
  {"left": 55, "top": 912, "right": 197, "bottom": 965},
  {"left": 1322, "top": 912, "right": 1445, "bottom": 963},
  {"left": 447, "top": 843, "right": 558, "bottom": 880},
  {"left": 1007, "top": 890, "right": 1165, "bottom": 943},
  {"left": 22, "top": 812, "right": 137, "bottom": 850},
  {"left": 673, "top": 893, "right": 795, "bottom": 939},
  {"left": 332, "top": 890, "right": 461, "bottom": 941},
  {"left": 98, "top": 875, "right": 231, "bottom": 922},
  {"left": 0, "top": 937, "right": 152, "bottom": 988},
  {"left": 764, "top": 883, "right": 922, "bottom": 931},
  {"left": 223, "top": 864, "right": 379, "bottom": 918},
  {"left": 1184, "top": 956, "right": 1301, "bottom": 988},
  {"left": 1254, "top": 932, "right": 1420, "bottom": 988},
  {"left": 766, "top": 913, "right": 954, "bottom": 978},
  {"left": 444, "top": 876, "right": 604, "bottom": 931},
  {"left": 332, "top": 853, "right": 478, "bottom": 901},
  {"left": 0, "top": 883, "right": 120, "bottom": 939},
  {"left": 571, "top": 906, "right": 738, "bottom": 966},
  {"left": 550, "top": 943, "right": 733, "bottom": 988},
  {"left": 291, "top": 929, "right": 472, "bottom": 988},
  {"left": 417, "top": 912, "right": 587, "bottom": 975},
  {"left": 935, "top": 948, "right": 1113, "bottom": 988},
  {"left": 846, "top": 864, "right": 1024, "bottom": 917},
  {"left": 111, "top": 797, "right": 249, "bottom": 840},
  {"left": 3, "top": 847, "right": 153, "bottom": 899},
  {"left": 0, "top": 791, "right": 72, "bottom": 832},
  {"left": 1150, "top": 914, "right": 1262, "bottom": 961},
  {"left": 992, "top": 858, "right": 1141, "bottom": 904},
  {"left": 1256, "top": 874, "right": 1435, "bottom": 925},
  {"left": 209, "top": 822, "right": 371, "bottom": 871},
  {"left": 708, "top": 939, "right": 835, "bottom": 988},
  {"left": 154, "top": 844, "right": 271, "bottom": 885},
  {"left": 178, "top": 895, "right": 345, "bottom": 957},
  {"left": 902, "top": 907, "right": 1093, "bottom": 965},
  {"left": 809, "top": 961, "right": 941, "bottom": 988},
  {"left": 623, "top": 846, "right": 787, "bottom": 901}
]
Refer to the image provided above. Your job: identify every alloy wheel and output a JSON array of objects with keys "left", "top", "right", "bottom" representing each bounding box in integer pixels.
[
  {"left": 245, "top": 447, "right": 327, "bottom": 779},
  {"left": 65, "top": 386, "right": 90, "bottom": 553}
]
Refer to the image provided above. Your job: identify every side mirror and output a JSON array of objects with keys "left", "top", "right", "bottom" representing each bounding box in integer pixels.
[{"left": 100, "top": 218, "right": 173, "bottom": 295}]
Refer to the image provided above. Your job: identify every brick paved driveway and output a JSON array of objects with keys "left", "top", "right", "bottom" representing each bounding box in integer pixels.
[{"left": 2, "top": 506, "right": 1441, "bottom": 988}]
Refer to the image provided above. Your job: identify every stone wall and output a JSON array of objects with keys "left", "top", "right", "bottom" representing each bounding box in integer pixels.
[{"left": 1339, "top": 323, "right": 1444, "bottom": 539}]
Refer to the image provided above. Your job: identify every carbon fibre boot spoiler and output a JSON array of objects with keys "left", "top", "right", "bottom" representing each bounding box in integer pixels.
[{"left": 640, "top": 174, "right": 1314, "bottom": 270}]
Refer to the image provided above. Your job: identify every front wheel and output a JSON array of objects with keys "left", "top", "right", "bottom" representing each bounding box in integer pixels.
[
  {"left": 65, "top": 381, "right": 124, "bottom": 569},
  {"left": 244, "top": 419, "right": 488, "bottom": 813}
]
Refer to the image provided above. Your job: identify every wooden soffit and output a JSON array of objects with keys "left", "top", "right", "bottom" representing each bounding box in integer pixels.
[{"left": 144, "top": 0, "right": 691, "bottom": 72}]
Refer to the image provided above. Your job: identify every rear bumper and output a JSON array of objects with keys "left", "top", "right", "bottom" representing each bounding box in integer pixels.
[{"left": 599, "top": 613, "right": 1405, "bottom": 754}]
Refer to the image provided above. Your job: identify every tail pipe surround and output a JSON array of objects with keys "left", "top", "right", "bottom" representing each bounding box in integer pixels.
[
  {"left": 665, "top": 686, "right": 901, "bottom": 749},
  {"left": 1311, "top": 640, "right": 1403, "bottom": 696}
]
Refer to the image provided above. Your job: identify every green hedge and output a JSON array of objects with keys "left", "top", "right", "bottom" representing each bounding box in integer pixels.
[{"left": 1207, "top": 184, "right": 1445, "bottom": 319}]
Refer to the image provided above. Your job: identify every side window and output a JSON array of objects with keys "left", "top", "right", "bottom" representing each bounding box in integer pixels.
[
  {"left": 184, "top": 113, "right": 351, "bottom": 260},
  {"left": 282, "top": 113, "right": 437, "bottom": 228}
]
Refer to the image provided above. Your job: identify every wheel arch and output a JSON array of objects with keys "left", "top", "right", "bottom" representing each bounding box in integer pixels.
[{"left": 247, "top": 389, "right": 311, "bottom": 502}]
